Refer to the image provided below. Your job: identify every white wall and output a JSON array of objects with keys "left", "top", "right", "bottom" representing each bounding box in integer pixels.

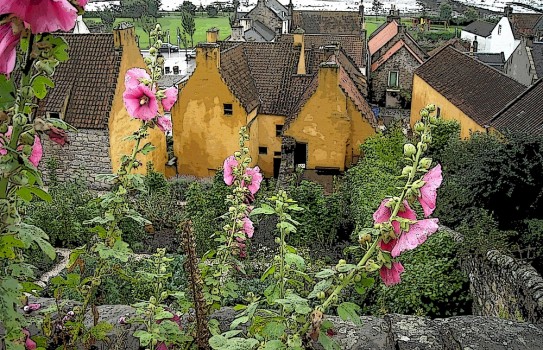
[
  {"left": 461, "top": 17, "right": 520, "bottom": 60},
  {"left": 461, "top": 31, "right": 490, "bottom": 52}
]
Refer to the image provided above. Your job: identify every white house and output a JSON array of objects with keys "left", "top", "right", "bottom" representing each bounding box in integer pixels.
[{"left": 461, "top": 17, "right": 520, "bottom": 60}]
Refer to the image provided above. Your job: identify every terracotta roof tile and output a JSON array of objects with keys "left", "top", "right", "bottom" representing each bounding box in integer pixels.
[
  {"left": 490, "top": 79, "right": 543, "bottom": 135},
  {"left": 511, "top": 14, "right": 543, "bottom": 38},
  {"left": 415, "top": 46, "right": 525, "bottom": 126},
  {"left": 338, "top": 66, "right": 377, "bottom": 127},
  {"left": 277, "top": 33, "right": 366, "bottom": 69},
  {"left": 292, "top": 10, "right": 363, "bottom": 35},
  {"left": 36, "top": 34, "right": 121, "bottom": 129}
]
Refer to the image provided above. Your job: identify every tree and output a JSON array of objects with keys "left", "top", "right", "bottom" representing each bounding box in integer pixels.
[
  {"left": 464, "top": 7, "right": 478, "bottom": 22},
  {"left": 439, "top": 2, "right": 452, "bottom": 23},
  {"left": 98, "top": 8, "right": 116, "bottom": 32},
  {"left": 181, "top": 10, "right": 196, "bottom": 48},
  {"left": 206, "top": 5, "right": 218, "bottom": 17},
  {"left": 140, "top": 14, "right": 157, "bottom": 48},
  {"left": 178, "top": 1, "right": 197, "bottom": 15},
  {"left": 416, "top": 0, "right": 429, "bottom": 18},
  {"left": 120, "top": 0, "right": 145, "bottom": 20},
  {"left": 371, "top": 0, "right": 383, "bottom": 18}
]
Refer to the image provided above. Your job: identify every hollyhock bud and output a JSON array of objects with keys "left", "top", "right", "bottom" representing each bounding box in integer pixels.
[
  {"left": 426, "top": 104, "right": 436, "bottom": 113},
  {"left": 156, "top": 116, "right": 172, "bottom": 133},
  {"left": 149, "top": 47, "right": 157, "bottom": 55},
  {"left": 419, "top": 158, "right": 432, "bottom": 170},
  {"left": 401, "top": 166, "right": 412, "bottom": 176},
  {"left": 0, "top": 123, "right": 8, "bottom": 134},
  {"left": 429, "top": 115, "right": 439, "bottom": 125},
  {"left": 403, "top": 143, "right": 416, "bottom": 157},
  {"left": 13, "top": 113, "right": 28, "bottom": 127},
  {"left": 420, "top": 109, "right": 429, "bottom": 118},
  {"left": 414, "top": 121, "right": 425, "bottom": 133},
  {"left": 47, "top": 127, "right": 69, "bottom": 146}
]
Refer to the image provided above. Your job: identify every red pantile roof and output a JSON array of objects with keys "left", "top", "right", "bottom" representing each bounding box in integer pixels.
[
  {"left": 292, "top": 10, "right": 363, "bottom": 35},
  {"left": 415, "top": 46, "right": 526, "bottom": 126},
  {"left": 36, "top": 34, "right": 122, "bottom": 129},
  {"left": 368, "top": 21, "right": 398, "bottom": 54}
]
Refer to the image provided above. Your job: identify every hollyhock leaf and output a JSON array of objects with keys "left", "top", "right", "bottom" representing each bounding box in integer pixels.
[
  {"left": 391, "top": 219, "right": 439, "bottom": 257},
  {"left": 31, "top": 76, "right": 54, "bottom": 99},
  {"left": 223, "top": 156, "right": 238, "bottom": 186},
  {"left": 123, "top": 84, "right": 158, "bottom": 121},
  {"left": 0, "top": 75, "right": 16, "bottom": 109},
  {"left": 379, "top": 261, "right": 404, "bottom": 287},
  {"left": 125, "top": 68, "right": 150, "bottom": 89},
  {"left": 161, "top": 86, "right": 178, "bottom": 111},
  {"left": 337, "top": 302, "right": 362, "bottom": 325},
  {"left": 418, "top": 164, "right": 443, "bottom": 217},
  {"left": 0, "top": 0, "right": 78, "bottom": 34},
  {"left": 0, "top": 23, "right": 20, "bottom": 76}
]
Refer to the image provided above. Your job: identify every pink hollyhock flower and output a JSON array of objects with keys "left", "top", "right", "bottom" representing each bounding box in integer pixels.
[
  {"left": 157, "top": 344, "right": 168, "bottom": 350},
  {"left": 77, "top": 0, "right": 88, "bottom": 6},
  {"left": 244, "top": 166, "right": 263, "bottom": 195},
  {"left": 28, "top": 135, "right": 42, "bottom": 167},
  {"left": 23, "top": 303, "right": 41, "bottom": 313},
  {"left": 22, "top": 329, "right": 37, "bottom": 350},
  {"left": 242, "top": 217, "right": 254, "bottom": 238},
  {"left": 125, "top": 68, "right": 150, "bottom": 89},
  {"left": 161, "top": 86, "right": 178, "bottom": 112},
  {"left": 46, "top": 127, "right": 69, "bottom": 146},
  {"left": 223, "top": 156, "right": 238, "bottom": 186},
  {"left": 373, "top": 199, "right": 416, "bottom": 235},
  {"left": 0, "top": 0, "right": 78, "bottom": 34},
  {"left": 156, "top": 116, "right": 172, "bottom": 133},
  {"left": 123, "top": 84, "right": 158, "bottom": 121},
  {"left": 391, "top": 218, "right": 439, "bottom": 257},
  {"left": 379, "top": 261, "right": 404, "bottom": 287},
  {"left": 0, "top": 22, "right": 20, "bottom": 76},
  {"left": 418, "top": 164, "right": 442, "bottom": 218},
  {"left": 238, "top": 242, "right": 247, "bottom": 258}
]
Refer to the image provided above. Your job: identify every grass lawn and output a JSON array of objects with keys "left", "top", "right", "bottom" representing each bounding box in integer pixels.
[
  {"left": 365, "top": 16, "right": 460, "bottom": 38},
  {"left": 84, "top": 15, "right": 231, "bottom": 49}
]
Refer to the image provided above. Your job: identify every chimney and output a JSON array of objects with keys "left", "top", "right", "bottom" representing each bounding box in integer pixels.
[
  {"left": 231, "top": 25, "right": 245, "bottom": 41},
  {"left": 206, "top": 27, "right": 219, "bottom": 43},
  {"left": 113, "top": 22, "right": 138, "bottom": 50},
  {"left": 318, "top": 61, "right": 340, "bottom": 91},
  {"left": 386, "top": 5, "right": 400, "bottom": 23},
  {"left": 504, "top": 4, "right": 513, "bottom": 20},
  {"left": 293, "top": 27, "right": 306, "bottom": 74},
  {"left": 359, "top": 5, "right": 365, "bottom": 31},
  {"left": 472, "top": 37, "right": 478, "bottom": 52}
]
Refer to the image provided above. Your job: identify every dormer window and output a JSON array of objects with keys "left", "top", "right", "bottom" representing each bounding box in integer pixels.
[
  {"left": 47, "top": 111, "right": 61, "bottom": 119},
  {"left": 223, "top": 103, "right": 233, "bottom": 115}
]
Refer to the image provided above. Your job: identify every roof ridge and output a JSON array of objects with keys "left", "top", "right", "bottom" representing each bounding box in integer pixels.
[
  {"left": 240, "top": 44, "right": 264, "bottom": 109},
  {"left": 457, "top": 48, "right": 520, "bottom": 81},
  {"left": 490, "top": 78, "right": 543, "bottom": 123}
]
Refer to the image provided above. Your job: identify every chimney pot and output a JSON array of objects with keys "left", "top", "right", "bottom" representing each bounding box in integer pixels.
[{"left": 206, "top": 28, "right": 220, "bottom": 43}]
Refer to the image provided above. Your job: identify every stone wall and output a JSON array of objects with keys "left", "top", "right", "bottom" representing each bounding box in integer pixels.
[
  {"left": 247, "top": 1, "right": 282, "bottom": 34},
  {"left": 370, "top": 46, "right": 420, "bottom": 106},
  {"left": 441, "top": 226, "right": 543, "bottom": 324},
  {"left": 40, "top": 128, "right": 112, "bottom": 190}
]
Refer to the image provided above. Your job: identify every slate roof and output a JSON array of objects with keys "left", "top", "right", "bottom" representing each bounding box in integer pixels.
[
  {"left": 217, "top": 41, "right": 372, "bottom": 124},
  {"left": 473, "top": 52, "right": 505, "bottom": 71},
  {"left": 266, "top": 0, "right": 289, "bottom": 20},
  {"left": 415, "top": 46, "right": 525, "bottom": 126},
  {"left": 251, "top": 20, "right": 276, "bottom": 41},
  {"left": 490, "top": 79, "right": 543, "bottom": 135},
  {"left": 36, "top": 34, "right": 121, "bottom": 129},
  {"left": 292, "top": 10, "right": 363, "bottom": 35},
  {"left": 277, "top": 33, "right": 366, "bottom": 68},
  {"left": 462, "top": 20, "right": 496, "bottom": 37},
  {"left": 533, "top": 42, "right": 543, "bottom": 79}
]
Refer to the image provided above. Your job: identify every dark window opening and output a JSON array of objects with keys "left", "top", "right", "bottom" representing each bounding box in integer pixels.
[
  {"left": 294, "top": 142, "right": 307, "bottom": 167},
  {"left": 224, "top": 103, "right": 233, "bottom": 115},
  {"left": 48, "top": 112, "right": 60, "bottom": 119},
  {"left": 436, "top": 107, "right": 441, "bottom": 117},
  {"left": 173, "top": 66, "right": 180, "bottom": 74},
  {"left": 259, "top": 146, "right": 267, "bottom": 155},
  {"left": 165, "top": 67, "right": 171, "bottom": 74},
  {"left": 274, "top": 151, "right": 281, "bottom": 157},
  {"left": 276, "top": 124, "right": 283, "bottom": 137},
  {"left": 273, "top": 157, "right": 281, "bottom": 178}
]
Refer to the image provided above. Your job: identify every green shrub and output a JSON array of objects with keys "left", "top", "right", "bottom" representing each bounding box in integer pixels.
[
  {"left": 26, "top": 179, "right": 99, "bottom": 247},
  {"left": 367, "top": 230, "right": 471, "bottom": 317},
  {"left": 518, "top": 219, "right": 543, "bottom": 273}
]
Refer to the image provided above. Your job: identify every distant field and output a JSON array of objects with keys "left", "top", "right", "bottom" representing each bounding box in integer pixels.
[
  {"left": 365, "top": 16, "right": 460, "bottom": 38},
  {"left": 84, "top": 15, "right": 232, "bottom": 48}
]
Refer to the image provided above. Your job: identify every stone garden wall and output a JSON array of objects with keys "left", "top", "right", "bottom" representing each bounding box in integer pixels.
[{"left": 40, "top": 128, "right": 112, "bottom": 190}]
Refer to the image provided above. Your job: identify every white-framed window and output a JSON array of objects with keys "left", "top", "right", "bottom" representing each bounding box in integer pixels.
[{"left": 388, "top": 71, "right": 399, "bottom": 87}]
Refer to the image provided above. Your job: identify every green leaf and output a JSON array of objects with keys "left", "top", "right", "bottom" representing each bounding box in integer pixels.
[
  {"left": 337, "top": 302, "right": 362, "bottom": 325},
  {"left": 284, "top": 253, "right": 305, "bottom": 270},
  {"left": 209, "top": 335, "right": 227, "bottom": 349},
  {"left": 263, "top": 340, "right": 286, "bottom": 350},
  {"left": 318, "top": 331, "right": 341, "bottom": 350},
  {"left": 48, "top": 36, "right": 70, "bottom": 62},
  {"left": 315, "top": 269, "right": 336, "bottom": 279},
  {"left": 67, "top": 246, "right": 86, "bottom": 269},
  {"left": 230, "top": 316, "right": 248, "bottom": 330},
  {"left": 308, "top": 279, "right": 332, "bottom": 299},
  {"left": 154, "top": 310, "right": 174, "bottom": 320},
  {"left": 8, "top": 224, "right": 55, "bottom": 260},
  {"left": 336, "top": 264, "right": 357, "bottom": 273},
  {"left": 0, "top": 74, "right": 15, "bottom": 110},
  {"left": 261, "top": 322, "right": 286, "bottom": 339},
  {"left": 222, "top": 330, "right": 243, "bottom": 339},
  {"left": 32, "top": 76, "right": 55, "bottom": 99},
  {"left": 261, "top": 265, "right": 276, "bottom": 282},
  {"left": 133, "top": 330, "right": 153, "bottom": 346},
  {"left": 139, "top": 142, "right": 156, "bottom": 155},
  {"left": 15, "top": 186, "right": 52, "bottom": 203},
  {"left": 251, "top": 203, "right": 276, "bottom": 216}
]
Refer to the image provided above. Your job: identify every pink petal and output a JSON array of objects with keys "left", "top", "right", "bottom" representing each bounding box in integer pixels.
[
  {"left": 156, "top": 343, "right": 168, "bottom": 350},
  {"left": 125, "top": 68, "right": 150, "bottom": 89},
  {"left": 123, "top": 85, "right": 158, "bottom": 121},
  {"left": 242, "top": 217, "right": 254, "bottom": 238},
  {"left": 28, "top": 303, "right": 41, "bottom": 311},
  {"left": 379, "top": 238, "right": 397, "bottom": 252},
  {"left": 161, "top": 86, "right": 178, "bottom": 112},
  {"left": 156, "top": 116, "right": 172, "bottom": 132},
  {"left": 223, "top": 156, "right": 238, "bottom": 186},
  {"left": 379, "top": 262, "right": 404, "bottom": 287},
  {"left": 373, "top": 199, "right": 416, "bottom": 234},
  {"left": 29, "top": 135, "right": 43, "bottom": 167},
  {"left": 391, "top": 219, "right": 439, "bottom": 257},
  {"left": 244, "top": 166, "right": 263, "bottom": 195},
  {"left": 77, "top": 0, "right": 88, "bottom": 7},
  {"left": 418, "top": 164, "right": 442, "bottom": 217},
  {"left": 0, "top": 23, "right": 20, "bottom": 76},
  {"left": 0, "top": 0, "right": 78, "bottom": 34},
  {"left": 47, "top": 127, "right": 69, "bottom": 146}
]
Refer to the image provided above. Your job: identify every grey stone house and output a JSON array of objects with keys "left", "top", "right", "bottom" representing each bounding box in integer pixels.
[{"left": 505, "top": 37, "right": 543, "bottom": 86}]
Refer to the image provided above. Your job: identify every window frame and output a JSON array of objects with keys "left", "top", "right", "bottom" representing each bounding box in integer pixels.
[
  {"left": 275, "top": 124, "right": 283, "bottom": 137},
  {"left": 388, "top": 71, "right": 399, "bottom": 88},
  {"left": 223, "top": 103, "right": 233, "bottom": 116}
]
